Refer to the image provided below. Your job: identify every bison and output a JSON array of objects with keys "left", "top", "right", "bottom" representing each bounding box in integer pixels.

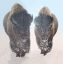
[
  {"left": 34, "top": 6, "right": 58, "bottom": 55},
  {"left": 3, "top": 3, "right": 33, "bottom": 57}
]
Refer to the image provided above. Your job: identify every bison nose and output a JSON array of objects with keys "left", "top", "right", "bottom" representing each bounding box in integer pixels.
[
  {"left": 42, "top": 39, "right": 48, "bottom": 43},
  {"left": 42, "top": 40, "right": 48, "bottom": 42}
]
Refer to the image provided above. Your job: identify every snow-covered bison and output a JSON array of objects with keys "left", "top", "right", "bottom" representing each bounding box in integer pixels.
[
  {"left": 34, "top": 6, "right": 58, "bottom": 55},
  {"left": 3, "top": 3, "right": 33, "bottom": 57}
]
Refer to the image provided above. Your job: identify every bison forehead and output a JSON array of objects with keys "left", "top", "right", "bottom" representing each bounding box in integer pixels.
[
  {"left": 35, "top": 14, "right": 53, "bottom": 27},
  {"left": 11, "top": 10, "right": 32, "bottom": 26}
]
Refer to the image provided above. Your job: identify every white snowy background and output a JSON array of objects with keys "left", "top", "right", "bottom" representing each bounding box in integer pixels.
[{"left": 0, "top": 0, "right": 63, "bottom": 64}]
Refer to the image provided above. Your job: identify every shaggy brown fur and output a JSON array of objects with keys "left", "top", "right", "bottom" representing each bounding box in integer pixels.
[
  {"left": 3, "top": 3, "right": 33, "bottom": 57},
  {"left": 35, "top": 6, "right": 58, "bottom": 55}
]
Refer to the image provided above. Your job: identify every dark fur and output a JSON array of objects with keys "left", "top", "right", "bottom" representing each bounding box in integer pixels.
[
  {"left": 3, "top": 4, "right": 33, "bottom": 57},
  {"left": 10, "top": 10, "right": 32, "bottom": 34},
  {"left": 35, "top": 14, "right": 53, "bottom": 28},
  {"left": 34, "top": 11, "right": 58, "bottom": 55}
]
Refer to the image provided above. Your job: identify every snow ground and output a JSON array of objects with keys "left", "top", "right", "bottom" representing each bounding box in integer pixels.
[{"left": 0, "top": 29, "right": 63, "bottom": 64}]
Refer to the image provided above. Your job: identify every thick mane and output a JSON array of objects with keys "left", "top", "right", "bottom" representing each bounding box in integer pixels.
[
  {"left": 10, "top": 3, "right": 25, "bottom": 16},
  {"left": 38, "top": 6, "right": 51, "bottom": 16}
]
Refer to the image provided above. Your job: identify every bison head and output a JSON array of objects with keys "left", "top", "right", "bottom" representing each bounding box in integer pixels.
[{"left": 10, "top": 10, "right": 33, "bottom": 35}]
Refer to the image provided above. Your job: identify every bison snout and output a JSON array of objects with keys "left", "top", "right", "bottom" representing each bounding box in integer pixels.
[
  {"left": 42, "top": 39, "right": 48, "bottom": 43},
  {"left": 40, "top": 39, "right": 48, "bottom": 47}
]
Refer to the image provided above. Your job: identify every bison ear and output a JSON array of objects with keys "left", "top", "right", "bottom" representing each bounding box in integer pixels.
[
  {"left": 48, "top": 16, "right": 53, "bottom": 27},
  {"left": 50, "top": 16, "right": 53, "bottom": 23},
  {"left": 50, "top": 16, "right": 53, "bottom": 25},
  {"left": 34, "top": 16, "right": 40, "bottom": 25},
  {"left": 29, "top": 15, "right": 33, "bottom": 23},
  {"left": 27, "top": 14, "right": 33, "bottom": 25},
  {"left": 10, "top": 15, "right": 17, "bottom": 25},
  {"left": 31, "top": 15, "right": 33, "bottom": 22}
]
